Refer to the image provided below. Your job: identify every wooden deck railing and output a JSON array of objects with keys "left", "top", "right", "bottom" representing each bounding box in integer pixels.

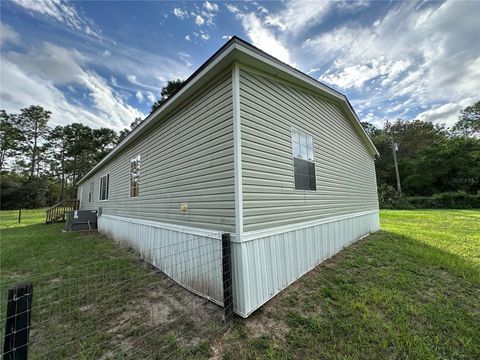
[{"left": 45, "top": 199, "right": 80, "bottom": 224}]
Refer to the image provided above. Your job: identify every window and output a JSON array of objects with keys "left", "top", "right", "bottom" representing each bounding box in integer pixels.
[
  {"left": 99, "top": 174, "right": 109, "bottom": 201},
  {"left": 291, "top": 128, "right": 316, "bottom": 191},
  {"left": 130, "top": 155, "right": 140, "bottom": 198},
  {"left": 88, "top": 181, "right": 94, "bottom": 202}
]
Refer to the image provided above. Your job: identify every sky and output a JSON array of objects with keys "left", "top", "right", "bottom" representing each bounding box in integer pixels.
[{"left": 0, "top": 0, "right": 479, "bottom": 132}]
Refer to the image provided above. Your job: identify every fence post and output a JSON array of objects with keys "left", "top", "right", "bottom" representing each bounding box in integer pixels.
[
  {"left": 18, "top": 209, "right": 21, "bottom": 224},
  {"left": 221, "top": 233, "right": 233, "bottom": 323},
  {"left": 3, "top": 283, "right": 33, "bottom": 360}
]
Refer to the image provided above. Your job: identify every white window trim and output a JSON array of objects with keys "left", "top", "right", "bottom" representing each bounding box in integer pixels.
[
  {"left": 99, "top": 173, "right": 110, "bottom": 202},
  {"left": 129, "top": 155, "right": 141, "bottom": 199},
  {"left": 291, "top": 126, "right": 317, "bottom": 192}
]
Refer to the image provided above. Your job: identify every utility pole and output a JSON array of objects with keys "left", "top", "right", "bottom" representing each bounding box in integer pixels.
[{"left": 390, "top": 128, "right": 402, "bottom": 194}]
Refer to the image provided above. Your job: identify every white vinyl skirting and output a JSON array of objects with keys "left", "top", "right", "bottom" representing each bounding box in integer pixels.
[{"left": 98, "top": 210, "right": 380, "bottom": 317}]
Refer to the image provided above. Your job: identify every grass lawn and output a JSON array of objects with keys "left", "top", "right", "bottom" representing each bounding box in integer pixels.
[
  {"left": 219, "top": 210, "right": 480, "bottom": 359},
  {"left": 1, "top": 209, "right": 479, "bottom": 359},
  {"left": 0, "top": 209, "right": 223, "bottom": 359}
]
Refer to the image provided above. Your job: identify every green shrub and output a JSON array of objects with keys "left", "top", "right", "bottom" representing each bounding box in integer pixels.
[
  {"left": 378, "top": 184, "right": 413, "bottom": 209},
  {"left": 408, "top": 191, "right": 480, "bottom": 209}
]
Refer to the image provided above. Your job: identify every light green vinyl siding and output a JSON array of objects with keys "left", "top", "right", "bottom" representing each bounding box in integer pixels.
[
  {"left": 239, "top": 68, "right": 379, "bottom": 232},
  {"left": 79, "top": 71, "right": 234, "bottom": 232}
]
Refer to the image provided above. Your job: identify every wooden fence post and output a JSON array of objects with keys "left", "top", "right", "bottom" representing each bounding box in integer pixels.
[
  {"left": 18, "top": 209, "right": 21, "bottom": 224},
  {"left": 3, "top": 283, "right": 33, "bottom": 360},
  {"left": 222, "top": 233, "right": 233, "bottom": 323}
]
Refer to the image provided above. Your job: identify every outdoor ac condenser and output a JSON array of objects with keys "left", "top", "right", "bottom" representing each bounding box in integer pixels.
[{"left": 65, "top": 210, "right": 98, "bottom": 231}]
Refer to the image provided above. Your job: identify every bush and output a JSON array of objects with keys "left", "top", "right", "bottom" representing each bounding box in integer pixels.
[
  {"left": 378, "top": 184, "right": 413, "bottom": 209},
  {"left": 408, "top": 192, "right": 480, "bottom": 209},
  {"left": 379, "top": 184, "right": 480, "bottom": 209}
]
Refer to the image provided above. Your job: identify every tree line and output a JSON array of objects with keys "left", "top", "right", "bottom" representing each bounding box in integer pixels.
[
  {"left": 0, "top": 80, "right": 184, "bottom": 210},
  {"left": 364, "top": 100, "right": 479, "bottom": 208}
]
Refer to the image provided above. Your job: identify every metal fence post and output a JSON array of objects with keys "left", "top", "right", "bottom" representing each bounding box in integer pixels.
[
  {"left": 3, "top": 283, "right": 33, "bottom": 360},
  {"left": 221, "top": 233, "right": 233, "bottom": 323}
]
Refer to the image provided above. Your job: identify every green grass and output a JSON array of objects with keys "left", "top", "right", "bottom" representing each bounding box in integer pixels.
[
  {"left": 1, "top": 209, "right": 479, "bottom": 359},
  {"left": 221, "top": 210, "right": 480, "bottom": 359},
  {"left": 0, "top": 209, "right": 223, "bottom": 359}
]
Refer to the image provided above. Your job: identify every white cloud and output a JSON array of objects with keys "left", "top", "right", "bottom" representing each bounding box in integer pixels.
[
  {"left": 203, "top": 1, "right": 218, "bottom": 12},
  {"left": 6, "top": 43, "right": 87, "bottom": 84},
  {"left": 258, "top": 5, "right": 268, "bottom": 14},
  {"left": 416, "top": 98, "right": 476, "bottom": 127},
  {"left": 0, "top": 23, "right": 19, "bottom": 45},
  {"left": 320, "top": 59, "right": 411, "bottom": 90},
  {"left": 222, "top": 35, "right": 233, "bottom": 40},
  {"left": 271, "top": 0, "right": 333, "bottom": 35},
  {"left": 200, "top": 33, "right": 210, "bottom": 40},
  {"left": 1, "top": 42, "right": 144, "bottom": 130},
  {"left": 146, "top": 92, "right": 156, "bottom": 103},
  {"left": 264, "top": 15, "right": 287, "bottom": 31},
  {"left": 241, "top": 13, "right": 294, "bottom": 66},
  {"left": 173, "top": 8, "right": 187, "bottom": 19},
  {"left": 195, "top": 14, "right": 205, "bottom": 26},
  {"left": 135, "top": 90, "right": 143, "bottom": 102},
  {"left": 305, "top": 1, "right": 480, "bottom": 124},
  {"left": 12, "top": 0, "right": 102, "bottom": 38},
  {"left": 102, "top": 49, "right": 111, "bottom": 57},
  {"left": 185, "top": 34, "right": 191, "bottom": 41},
  {"left": 226, "top": 4, "right": 239, "bottom": 14}
]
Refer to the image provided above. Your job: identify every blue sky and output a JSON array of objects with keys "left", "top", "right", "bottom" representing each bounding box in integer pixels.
[{"left": 1, "top": 0, "right": 478, "bottom": 131}]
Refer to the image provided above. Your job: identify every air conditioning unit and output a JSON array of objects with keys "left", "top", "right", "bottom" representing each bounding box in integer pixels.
[{"left": 65, "top": 210, "right": 98, "bottom": 231}]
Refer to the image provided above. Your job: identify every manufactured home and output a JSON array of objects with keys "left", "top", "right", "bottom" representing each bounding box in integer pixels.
[{"left": 77, "top": 37, "right": 380, "bottom": 317}]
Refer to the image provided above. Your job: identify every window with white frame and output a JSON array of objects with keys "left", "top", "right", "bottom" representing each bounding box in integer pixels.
[
  {"left": 130, "top": 155, "right": 140, "bottom": 198},
  {"left": 99, "top": 174, "right": 109, "bottom": 201},
  {"left": 88, "top": 181, "right": 94, "bottom": 202},
  {"left": 291, "top": 127, "right": 316, "bottom": 191}
]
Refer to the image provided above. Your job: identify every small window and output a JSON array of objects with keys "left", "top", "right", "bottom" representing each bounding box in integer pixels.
[
  {"left": 99, "top": 174, "right": 109, "bottom": 201},
  {"left": 130, "top": 155, "right": 140, "bottom": 198},
  {"left": 88, "top": 181, "right": 94, "bottom": 202},
  {"left": 292, "top": 128, "right": 316, "bottom": 191}
]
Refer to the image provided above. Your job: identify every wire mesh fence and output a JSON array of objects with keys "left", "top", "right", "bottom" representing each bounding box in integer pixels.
[
  {"left": 0, "top": 209, "right": 47, "bottom": 228},
  {"left": 1, "top": 230, "right": 233, "bottom": 359}
]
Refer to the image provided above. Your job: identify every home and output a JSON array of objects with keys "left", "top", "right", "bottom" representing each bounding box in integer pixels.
[{"left": 77, "top": 37, "right": 380, "bottom": 317}]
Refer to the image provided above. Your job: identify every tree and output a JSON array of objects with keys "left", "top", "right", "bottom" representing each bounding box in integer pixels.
[
  {"left": 93, "top": 128, "right": 118, "bottom": 160},
  {"left": 452, "top": 100, "right": 480, "bottom": 137},
  {"left": 10, "top": 106, "right": 51, "bottom": 178},
  {"left": 63, "top": 123, "right": 94, "bottom": 196},
  {"left": 118, "top": 117, "right": 144, "bottom": 143},
  {"left": 0, "top": 110, "right": 21, "bottom": 172},
  {"left": 151, "top": 79, "right": 184, "bottom": 112},
  {"left": 361, "top": 121, "right": 381, "bottom": 137},
  {"left": 45, "top": 126, "right": 68, "bottom": 200}
]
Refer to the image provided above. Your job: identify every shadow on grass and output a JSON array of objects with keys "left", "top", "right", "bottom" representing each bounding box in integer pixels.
[{"left": 221, "top": 230, "right": 480, "bottom": 360}]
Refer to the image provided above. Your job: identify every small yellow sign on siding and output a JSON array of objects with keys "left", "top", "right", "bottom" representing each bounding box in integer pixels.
[{"left": 180, "top": 203, "right": 188, "bottom": 213}]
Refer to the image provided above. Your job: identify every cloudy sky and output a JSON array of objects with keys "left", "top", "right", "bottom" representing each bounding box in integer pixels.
[{"left": 1, "top": 0, "right": 479, "bottom": 131}]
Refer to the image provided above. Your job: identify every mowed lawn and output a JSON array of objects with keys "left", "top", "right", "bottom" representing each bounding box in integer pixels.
[
  {"left": 1, "top": 209, "right": 479, "bottom": 359},
  {"left": 219, "top": 210, "right": 480, "bottom": 359}
]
